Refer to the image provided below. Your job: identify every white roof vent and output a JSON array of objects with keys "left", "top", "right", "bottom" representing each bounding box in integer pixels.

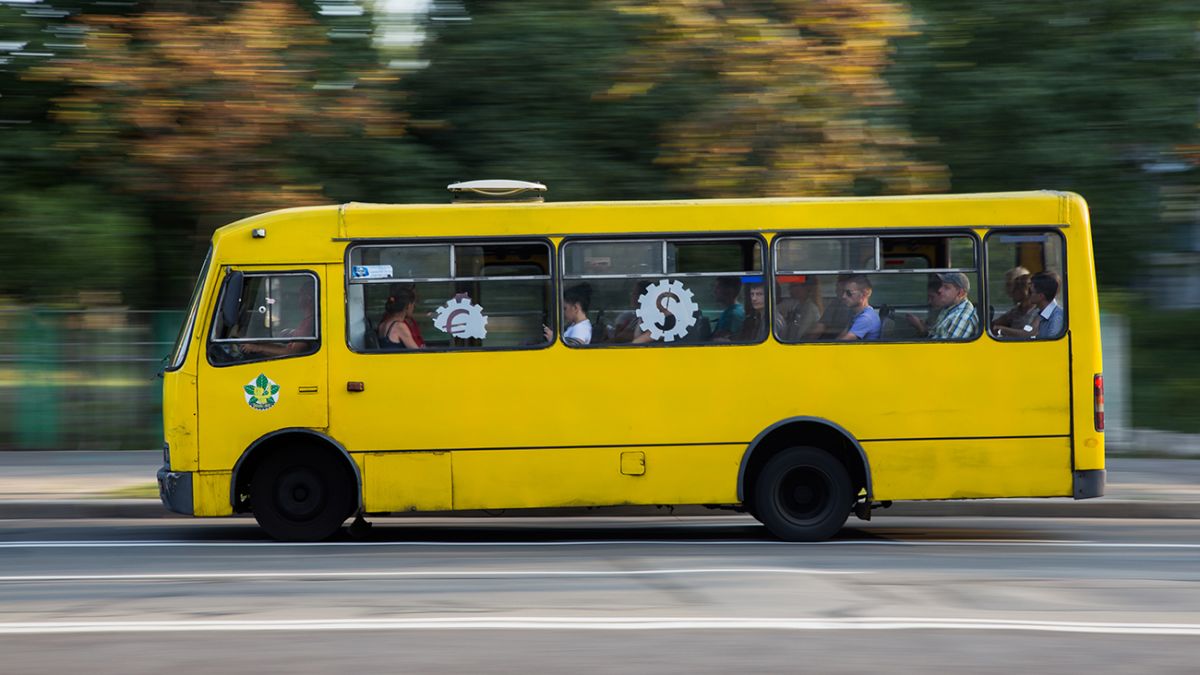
[{"left": 447, "top": 179, "right": 546, "bottom": 203}]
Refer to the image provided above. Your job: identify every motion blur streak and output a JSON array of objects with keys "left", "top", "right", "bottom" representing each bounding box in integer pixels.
[{"left": 2, "top": 617, "right": 1200, "bottom": 637}]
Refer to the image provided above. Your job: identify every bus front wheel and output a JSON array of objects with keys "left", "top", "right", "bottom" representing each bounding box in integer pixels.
[
  {"left": 754, "top": 447, "right": 852, "bottom": 542},
  {"left": 252, "top": 446, "right": 355, "bottom": 542}
]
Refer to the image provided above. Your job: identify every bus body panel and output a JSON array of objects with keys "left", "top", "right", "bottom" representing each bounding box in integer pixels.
[
  {"left": 326, "top": 338, "right": 1070, "bottom": 454},
  {"left": 449, "top": 445, "right": 741, "bottom": 510},
  {"left": 1063, "top": 193, "right": 1105, "bottom": 471},
  {"left": 866, "top": 437, "right": 1072, "bottom": 501},
  {"left": 194, "top": 471, "right": 234, "bottom": 516},
  {"left": 162, "top": 369, "right": 199, "bottom": 473},
  {"left": 361, "top": 452, "right": 453, "bottom": 512}
]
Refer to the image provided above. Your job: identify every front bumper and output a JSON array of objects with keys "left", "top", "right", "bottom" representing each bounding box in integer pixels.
[{"left": 157, "top": 465, "right": 194, "bottom": 515}]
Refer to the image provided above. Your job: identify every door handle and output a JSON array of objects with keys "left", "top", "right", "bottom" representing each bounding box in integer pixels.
[{"left": 298, "top": 386, "right": 319, "bottom": 394}]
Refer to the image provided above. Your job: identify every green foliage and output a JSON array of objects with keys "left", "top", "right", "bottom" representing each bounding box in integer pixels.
[
  {"left": 407, "top": 0, "right": 683, "bottom": 200},
  {"left": 0, "top": 2, "right": 155, "bottom": 303},
  {"left": 0, "top": 186, "right": 149, "bottom": 302},
  {"left": 1129, "top": 307, "right": 1200, "bottom": 433},
  {"left": 895, "top": 1, "right": 1200, "bottom": 287}
]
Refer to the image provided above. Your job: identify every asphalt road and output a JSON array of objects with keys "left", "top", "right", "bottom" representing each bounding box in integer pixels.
[{"left": 2, "top": 515, "right": 1199, "bottom": 673}]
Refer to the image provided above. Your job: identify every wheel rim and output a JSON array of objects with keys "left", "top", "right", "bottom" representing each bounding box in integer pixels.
[
  {"left": 274, "top": 465, "right": 327, "bottom": 522},
  {"left": 775, "top": 466, "right": 833, "bottom": 524}
]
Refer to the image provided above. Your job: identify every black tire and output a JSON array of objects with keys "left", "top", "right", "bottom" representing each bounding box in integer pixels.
[
  {"left": 252, "top": 446, "right": 356, "bottom": 542},
  {"left": 753, "top": 446, "right": 852, "bottom": 542}
]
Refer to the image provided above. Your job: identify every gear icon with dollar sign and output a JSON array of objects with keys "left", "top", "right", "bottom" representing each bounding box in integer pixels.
[{"left": 636, "top": 279, "right": 699, "bottom": 342}]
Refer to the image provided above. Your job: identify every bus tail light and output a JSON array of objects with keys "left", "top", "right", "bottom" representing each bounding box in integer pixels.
[{"left": 1094, "top": 373, "right": 1105, "bottom": 431}]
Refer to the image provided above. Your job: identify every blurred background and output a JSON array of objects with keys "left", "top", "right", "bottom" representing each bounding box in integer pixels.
[{"left": 0, "top": 0, "right": 1196, "bottom": 450}]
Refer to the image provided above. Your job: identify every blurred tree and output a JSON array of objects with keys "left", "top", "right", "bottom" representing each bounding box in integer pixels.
[
  {"left": 602, "top": 0, "right": 947, "bottom": 197},
  {"left": 0, "top": 2, "right": 153, "bottom": 302},
  {"left": 21, "top": 0, "right": 446, "bottom": 303},
  {"left": 407, "top": 0, "right": 691, "bottom": 201},
  {"left": 0, "top": 187, "right": 148, "bottom": 300},
  {"left": 895, "top": 1, "right": 1200, "bottom": 287},
  {"left": 30, "top": 0, "right": 407, "bottom": 216}
]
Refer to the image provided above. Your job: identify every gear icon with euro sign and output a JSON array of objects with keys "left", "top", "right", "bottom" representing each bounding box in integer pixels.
[
  {"left": 434, "top": 296, "right": 489, "bottom": 340},
  {"left": 636, "top": 279, "right": 699, "bottom": 342}
]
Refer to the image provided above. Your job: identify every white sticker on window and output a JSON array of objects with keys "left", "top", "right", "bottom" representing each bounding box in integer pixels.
[
  {"left": 636, "top": 279, "right": 699, "bottom": 342},
  {"left": 434, "top": 295, "right": 489, "bottom": 339},
  {"left": 351, "top": 265, "right": 394, "bottom": 280}
]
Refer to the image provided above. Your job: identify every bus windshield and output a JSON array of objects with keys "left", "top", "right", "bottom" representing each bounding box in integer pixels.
[{"left": 166, "top": 246, "right": 211, "bottom": 371}]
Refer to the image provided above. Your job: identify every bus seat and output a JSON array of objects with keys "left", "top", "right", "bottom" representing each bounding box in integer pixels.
[
  {"left": 363, "top": 317, "right": 379, "bottom": 350},
  {"left": 878, "top": 305, "right": 896, "bottom": 340},
  {"left": 591, "top": 310, "right": 612, "bottom": 344}
]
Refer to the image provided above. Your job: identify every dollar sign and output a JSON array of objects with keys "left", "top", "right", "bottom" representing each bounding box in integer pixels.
[{"left": 655, "top": 291, "right": 679, "bottom": 332}]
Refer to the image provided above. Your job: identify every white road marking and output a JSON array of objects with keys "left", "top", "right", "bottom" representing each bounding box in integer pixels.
[
  {"left": 0, "top": 616, "right": 1198, "bottom": 636},
  {"left": 1, "top": 539, "right": 1198, "bottom": 549},
  {"left": 0, "top": 567, "right": 862, "bottom": 583}
]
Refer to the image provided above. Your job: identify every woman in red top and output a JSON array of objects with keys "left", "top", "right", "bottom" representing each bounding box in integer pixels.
[{"left": 378, "top": 287, "right": 425, "bottom": 349}]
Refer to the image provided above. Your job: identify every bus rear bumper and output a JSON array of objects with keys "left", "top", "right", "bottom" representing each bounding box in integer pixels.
[
  {"left": 157, "top": 465, "right": 194, "bottom": 515},
  {"left": 1073, "top": 469, "right": 1105, "bottom": 500}
]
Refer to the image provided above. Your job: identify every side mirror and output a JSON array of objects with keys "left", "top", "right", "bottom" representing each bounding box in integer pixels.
[{"left": 220, "top": 270, "right": 244, "bottom": 329}]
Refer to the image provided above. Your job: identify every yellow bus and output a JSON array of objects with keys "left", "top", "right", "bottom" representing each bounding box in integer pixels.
[{"left": 158, "top": 183, "right": 1105, "bottom": 541}]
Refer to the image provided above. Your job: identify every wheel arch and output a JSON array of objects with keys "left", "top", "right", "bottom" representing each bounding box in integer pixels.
[
  {"left": 230, "top": 428, "right": 361, "bottom": 513},
  {"left": 738, "top": 416, "right": 872, "bottom": 505}
]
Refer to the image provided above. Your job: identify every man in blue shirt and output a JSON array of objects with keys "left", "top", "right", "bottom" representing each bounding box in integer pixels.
[
  {"left": 837, "top": 274, "right": 881, "bottom": 341},
  {"left": 1030, "top": 271, "right": 1064, "bottom": 339}
]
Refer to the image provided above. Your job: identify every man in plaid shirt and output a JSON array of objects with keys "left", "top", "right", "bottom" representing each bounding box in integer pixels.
[{"left": 928, "top": 272, "right": 979, "bottom": 340}]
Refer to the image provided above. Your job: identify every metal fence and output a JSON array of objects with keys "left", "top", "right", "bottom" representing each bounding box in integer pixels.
[{"left": 0, "top": 309, "right": 182, "bottom": 451}]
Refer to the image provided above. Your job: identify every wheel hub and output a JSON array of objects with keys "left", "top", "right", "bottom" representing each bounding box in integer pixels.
[{"left": 276, "top": 467, "right": 324, "bottom": 521}]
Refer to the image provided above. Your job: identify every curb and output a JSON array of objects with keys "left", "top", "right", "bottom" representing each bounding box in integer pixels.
[{"left": 1, "top": 499, "right": 1198, "bottom": 521}]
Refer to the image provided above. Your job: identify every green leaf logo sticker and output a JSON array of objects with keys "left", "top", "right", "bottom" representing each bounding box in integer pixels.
[{"left": 244, "top": 373, "right": 281, "bottom": 411}]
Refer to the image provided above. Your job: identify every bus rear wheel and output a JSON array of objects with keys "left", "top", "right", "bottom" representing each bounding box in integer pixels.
[
  {"left": 252, "top": 446, "right": 355, "bottom": 542},
  {"left": 754, "top": 446, "right": 852, "bottom": 542}
]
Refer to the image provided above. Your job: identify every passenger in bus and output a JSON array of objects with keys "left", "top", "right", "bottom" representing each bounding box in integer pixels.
[
  {"left": 774, "top": 277, "right": 822, "bottom": 341},
  {"left": 736, "top": 282, "right": 769, "bottom": 342},
  {"left": 544, "top": 282, "right": 593, "bottom": 346},
  {"left": 238, "top": 280, "right": 316, "bottom": 357},
  {"left": 921, "top": 272, "right": 979, "bottom": 340},
  {"left": 377, "top": 287, "right": 425, "bottom": 350},
  {"left": 611, "top": 280, "right": 654, "bottom": 343},
  {"left": 807, "top": 274, "right": 851, "bottom": 340},
  {"left": 837, "top": 275, "right": 881, "bottom": 341},
  {"left": 904, "top": 276, "right": 944, "bottom": 337},
  {"left": 710, "top": 276, "right": 744, "bottom": 340},
  {"left": 1030, "top": 271, "right": 1064, "bottom": 339},
  {"left": 991, "top": 266, "right": 1038, "bottom": 339}
]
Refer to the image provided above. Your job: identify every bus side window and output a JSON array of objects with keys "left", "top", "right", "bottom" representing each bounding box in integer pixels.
[
  {"left": 560, "top": 238, "right": 764, "bottom": 347},
  {"left": 986, "top": 232, "right": 1066, "bottom": 341},
  {"left": 348, "top": 241, "right": 553, "bottom": 352}
]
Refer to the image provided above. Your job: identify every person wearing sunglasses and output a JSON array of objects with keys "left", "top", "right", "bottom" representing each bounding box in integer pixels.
[{"left": 837, "top": 274, "right": 881, "bottom": 341}]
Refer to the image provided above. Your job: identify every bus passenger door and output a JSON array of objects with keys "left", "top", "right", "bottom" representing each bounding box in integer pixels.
[{"left": 197, "top": 265, "right": 329, "bottom": 471}]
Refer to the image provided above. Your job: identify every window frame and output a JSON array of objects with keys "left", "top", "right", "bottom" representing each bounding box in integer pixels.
[
  {"left": 343, "top": 237, "right": 556, "bottom": 354},
  {"left": 770, "top": 229, "right": 983, "bottom": 344},
  {"left": 166, "top": 245, "right": 212, "bottom": 373},
  {"left": 559, "top": 232, "right": 769, "bottom": 348},
  {"left": 205, "top": 269, "right": 322, "bottom": 368},
  {"left": 982, "top": 228, "right": 1069, "bottom": 343}
]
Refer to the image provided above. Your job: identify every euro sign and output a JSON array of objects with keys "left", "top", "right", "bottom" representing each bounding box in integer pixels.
[{"left": 443, "top": 309, "right": 469, "bottom": 335}]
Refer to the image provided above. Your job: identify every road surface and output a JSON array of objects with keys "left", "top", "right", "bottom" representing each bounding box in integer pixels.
[{"left": 1, "top": 515, "right": 1198, "bottom": 673}]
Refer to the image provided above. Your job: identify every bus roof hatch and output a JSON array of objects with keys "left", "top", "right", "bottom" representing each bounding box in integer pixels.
[{"left": 447, "top": 180, "right": 547, "bottom": 203}]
